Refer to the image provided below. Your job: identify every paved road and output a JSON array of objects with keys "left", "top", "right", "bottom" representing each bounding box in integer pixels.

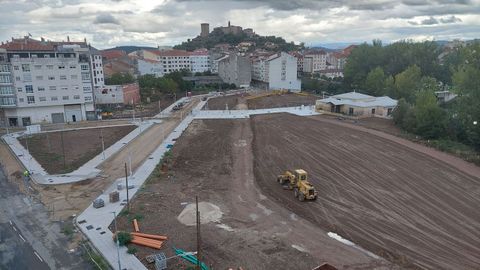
[{"left": 0, "top": 169, "right": 91, "bottom": 270}]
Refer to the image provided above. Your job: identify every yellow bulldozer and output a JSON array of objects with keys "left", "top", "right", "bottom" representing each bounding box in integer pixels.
[{"left": 277, "top": 169, "right": 318, "bottom": 201}]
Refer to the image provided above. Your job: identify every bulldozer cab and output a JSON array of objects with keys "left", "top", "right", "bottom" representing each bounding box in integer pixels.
[{"left": 294, "top": 169, "right": 308, "bottom": 182}]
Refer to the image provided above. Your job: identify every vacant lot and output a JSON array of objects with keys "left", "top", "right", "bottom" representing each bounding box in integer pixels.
[
  {"left": 251, "top": 113, "right": 480, "bottom": 269},
  {"left": 204, "top": 94, "right": 249, "bottom": 110},
  {"left": 19, "top": 125, "right": 136, "bottom": 174},
  {"left": 115, "top": 119, "right": 385, "bottom": 270},
  {"left": 247, "top": 93, "right": 318, "bottom": 109}
]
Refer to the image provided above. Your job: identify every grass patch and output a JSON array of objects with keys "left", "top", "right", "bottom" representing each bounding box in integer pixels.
[
  {"left": 127, "top": 246, "right": 137, "bottom": 254},
  {"left": 113, "top": 231, "right": 132, "bottom": 246},
  {"left": 427, "top": 139, "right": 480, "bottom": 165},
  {"left": 61, "top": 223, "right": 75, "bottom": 238}
]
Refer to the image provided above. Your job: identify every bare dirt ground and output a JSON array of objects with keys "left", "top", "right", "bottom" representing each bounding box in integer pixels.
[
  {"left": 116, "top": 119, "right": 390, "bottom": 270},
  {"left": 251, "top": 113, "right": 480, "bottom": 269},
  {"left": 18, "top": 125, "right": 136, "bottom": 174},
  {"left": 204, "top": 94, "right": 249, "bottom": 110},
  {"left": 247, "top": 93, "right": 318, "bottom": 109},
  {"left": 0, "top": 99, "right": 200, "bottom": 221},
  {"left": 40, "top": 119, "right": 133, "bottom": 132}
]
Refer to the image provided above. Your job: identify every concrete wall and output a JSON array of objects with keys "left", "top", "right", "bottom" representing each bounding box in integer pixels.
[
  {"left": 137, "top": 59, "right": 163, "bottom": 77},
  {"left": 4, "top": 104, "right": 87, "bottom": 125},
  {"left": 94, "top": 85, "right": 124, "bottom": 104},
  {"left": 218, "top": 54, "right": 251, "bottom": 88}
]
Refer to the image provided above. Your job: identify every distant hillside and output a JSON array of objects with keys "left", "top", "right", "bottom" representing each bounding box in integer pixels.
[
  {"left": 103, "top": 46, "right": 157, "bottom": 54},
  {"left": 174, "top": 28, "right": 303, "bottom": 52}
]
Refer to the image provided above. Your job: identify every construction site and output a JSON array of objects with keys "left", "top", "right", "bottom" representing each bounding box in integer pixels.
[{"left": 2, "top": 91, "right": 480, "bottom": 270}]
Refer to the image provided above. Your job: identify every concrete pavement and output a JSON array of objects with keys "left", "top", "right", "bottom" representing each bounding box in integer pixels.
[
  {"left": 2, "top": 120, "right": 160, "bottom": 185},
  {"left": 0, "top": 168, "right": 91, "bottom": 270}
]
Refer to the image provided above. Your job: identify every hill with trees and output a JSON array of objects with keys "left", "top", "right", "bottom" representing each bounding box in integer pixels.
[{"left": 174, "top": 28, "right": 303, "bottom": 52}]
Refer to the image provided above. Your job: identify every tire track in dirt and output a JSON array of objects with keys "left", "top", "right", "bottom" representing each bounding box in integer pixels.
[{"left": 251, "top": 113, "right": 480, "bottom": 270}]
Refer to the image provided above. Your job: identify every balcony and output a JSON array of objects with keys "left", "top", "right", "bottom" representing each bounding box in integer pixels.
[{"left": 0, "top": 97, "right": 16, "bottom": 107}]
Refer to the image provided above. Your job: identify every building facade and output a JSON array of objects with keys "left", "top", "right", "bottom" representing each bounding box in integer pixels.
[
  {"left": 316, "top": 92, "right": 397, "bottom": 118},
  {"left": 137, "top": 58, "right": 164, "bottom": 77},
  {"left": 0, "top": 37, "right": 101, "bottom": 126},
  {"left": 217, "top": 54, "right": 251, "bottom": 88},
  {"left": 189, "top": 49, "right": 210, "bottom": 73},
  {"left": 252, "top": 52, "right": 301, "bottom": 92}
]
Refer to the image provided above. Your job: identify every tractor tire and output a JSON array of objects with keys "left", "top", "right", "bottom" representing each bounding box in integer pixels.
[
  {"left": 294, "top": 188, "right": 299, "bottom": 198},
  {"left": 299, "top": 193, "right": 305, "bottom": 202}
]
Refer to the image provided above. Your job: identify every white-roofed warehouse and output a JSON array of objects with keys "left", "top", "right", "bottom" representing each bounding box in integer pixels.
[{"left": 316, "top": 91, "right": 397, "bottom": 118}]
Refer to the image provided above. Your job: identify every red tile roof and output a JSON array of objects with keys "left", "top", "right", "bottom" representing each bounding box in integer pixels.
[
  {"left": 101, "top": 50, "right": 126, "bottom": 60},
  {"left": 0, "top": 37, "right": 87, "bottom": 51},
  {"left": 342, "top": 45, "right": 357, "bottom": 56}
]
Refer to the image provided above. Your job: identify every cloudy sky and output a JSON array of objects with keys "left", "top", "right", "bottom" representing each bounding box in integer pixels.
[{"left": 0, "top": 0, "right": 479, "bottom": 49}]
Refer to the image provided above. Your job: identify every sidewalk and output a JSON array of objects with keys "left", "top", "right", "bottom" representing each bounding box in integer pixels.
[
  {"left": 1, "top": 120, "right": 159, "bottom": 185},
  {"left": 76, "top": 99, "right": 208, "bottom": 270},
  {"left": 193, "top": 105, "right": 319, "bottom": 119}
]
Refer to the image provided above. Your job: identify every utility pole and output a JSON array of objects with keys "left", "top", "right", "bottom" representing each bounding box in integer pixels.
[
  {"left": 100, "top": 128, "right": 105, "bottom": 160},
  {"left": 158, "top": 99, "right": 161, "bottom": 115},
  {"left": 125, "top": 163, "right": 130, "bottom": 211},
  {"left": 196, "top": 196, "right": 201, "bottom": 270},
  {"left": 112, "top": 211, "right": 122, "bottom": 270},
  {"left": 60, "top": 131, "right": 66, "bottom": 170},
  {"left": 132, "top": 99, "right": 135, "bottom": 122}
]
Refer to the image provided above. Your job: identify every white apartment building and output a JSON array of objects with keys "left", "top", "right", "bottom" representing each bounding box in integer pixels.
[
  {"left": 0, "top": 37, "right": 101, "bottom": 126},
  {"left": 153, "top": 49, "right": 191, "bottom": 74},
  {"left": 251, "top": 52, "right": 301, "bottom": 92},
  {"left": 189, "top": 49, "right": 210, "bottom": 73},
  {"left": 90, "top": 51, "right": 105, "bottom": 88},
  {"left": 303, "top": 51, "right": 328, "bottom": 73}
]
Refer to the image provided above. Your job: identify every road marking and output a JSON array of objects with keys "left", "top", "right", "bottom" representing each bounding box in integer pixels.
[
  {"left": 33, "top": 251, "right": 44, "bottom": 262},
  {"left": 18, "top": 234, "right": 26, "bottom": 242},
  {"left": 9, "top": 220, "right": 13, "bottom": 225},
  {"left": 12, "top": 226, "right": 17, "bottom": 232}
]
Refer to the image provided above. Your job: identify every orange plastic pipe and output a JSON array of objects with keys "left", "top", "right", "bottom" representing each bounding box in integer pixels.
[
  {"left": 131, "top": 238, "right": 162, "bottom": 249},
  {"left": 131, "top": 232, "right": 168, "bottom": 241},
  {"left": 132, "top": 236, "right": 163, "bottom": 245},
  {"left": 132, "top": 219, "right": 140, "bottom": 232}
]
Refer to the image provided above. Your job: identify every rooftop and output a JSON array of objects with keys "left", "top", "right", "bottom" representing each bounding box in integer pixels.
[
  {"left": 0, "top": 37, "right": 88, "bottom": 52},
  {"left": 318, "top": 91, "right": 397, "bottom": 108}
]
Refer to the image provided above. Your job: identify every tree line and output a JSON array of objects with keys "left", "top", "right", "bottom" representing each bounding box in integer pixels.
[{"left": 344, "top": 40, "right": 480, "bottom": 152}]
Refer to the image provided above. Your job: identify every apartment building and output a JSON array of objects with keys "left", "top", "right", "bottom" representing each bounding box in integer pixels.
[
  {"left": 189, "top": 49, "right": 210, "bottom": 73},
  {"left": 153, "top": 49, "right": 191, "bottom": 74},
  {"left": 303, "top": 50, "right": 328, "bottom": 73},
  {"left": 0, "top": 37, "right": 101, "bottom": 126},
  {"left": 137, "top": 58, "right": 164, "bottom": 77},
  {"left": 251, "top": 52, "right": 301, "bottom": 92}
]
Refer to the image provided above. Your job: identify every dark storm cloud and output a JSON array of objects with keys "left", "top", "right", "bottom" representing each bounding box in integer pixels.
[{"left": 93, "top": 14, "right": 120, "bottom": 24}]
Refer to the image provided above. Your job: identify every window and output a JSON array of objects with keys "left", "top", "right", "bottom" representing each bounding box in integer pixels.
[
  {"left": 47, "top": 65, "right": 54, "bottom": 70},
  {"left": 38, "top": 87, "right": 45, "bottom": 91},
  {"left": 71, "top": 75, "right": 77, "bottom": 80},
  {"left": 61, "top": 86, "right": 68, "bottom": 91},
  {"left": 48, "top": 76, "right": 55, "bottom": 80},
  {"left": 23, "top": 74, "right": 32, "bottom": 82},
  {"left": 73, "top": 95, "right": 80, "bottom": 100},
  {"left": 83, "top": 86, "right": 91, "bottom": 92},
  {"left": 81, "top": 64, "right": 89, "bottom": 70},
  {"left": 60, "top": 75, "right": 67, "bottom": 80},
  {"left": 27, "top": 96, "right": 35, "bottom": 104},
  {"left": 39, "top": 97, "right": 46, "bottom": 102},
  {"left": 34, "top": 65, "right": 42, "bottom": 70},
  {"left": 25, "top": 85, "right": 33, "bottom": 93},
  {"left": 0, "top": 74, "right": 11, "bottom": 83},
  {"left": 51, "top": 96, "right": 58, "bottom": 101},
  {"left": 21, "top": 64, "right": 30, "bottom": 72},
  {"left": 49, "top": 86, "right": 56, "bottom": 91},
  {"left": 84, "top": 96, "right": 92, "bottom": 101},
  {"left": 62, "top": 96, "right": 69, "bottom": 100},
  {"left": 81, "top": 72, "right": 90, "bottom": 81},
  {"left": 58, "top": 65, "right": 65, "bottom": 69},
  {"left": 69, "top": 65, "right": 76, "bottom": 69},
  {"left": 0, "top": 86, "right": 14, "bottom": 95},
  {"left": 35, "top": 75, "right": 43, "bottom": 80},
  {"left": 19, "top": 98, "right": 24, "bottom": 103},
  {"left": 0, "top": 64, "right": 11, "bottom": 72},
  {"left": 15, "top": 76, "right": 21, "bottom": 81},
  {"left": 17, "top": 87, "right": 22, "bottom": 92},
  {"left": 13, "top": 65, "right": 19, "bottom": 71}
]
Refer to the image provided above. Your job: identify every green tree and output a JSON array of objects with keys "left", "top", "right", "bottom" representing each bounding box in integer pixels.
[
  {"left": 364, "top": 67, "right": 386, "bottom": 96},
  {"left": 105, "top": 73, "right": 135, "bottom": 85},
  {"left": 392, "top": 98, "right": 409, "bottom": 127},
  {"left": 392, "top": 65, "right": 422, "bottom": 103},
  {"left": 414, "top": 90, "right": 447, "bottom": 139}
]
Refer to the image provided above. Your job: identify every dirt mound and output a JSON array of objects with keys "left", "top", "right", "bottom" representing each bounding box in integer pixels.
[{"left": 177, "top": 202, "right": 223, "bottom": 226}]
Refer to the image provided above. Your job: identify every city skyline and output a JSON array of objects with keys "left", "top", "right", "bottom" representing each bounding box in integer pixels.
[{"left": 0, "top": 0, "right": 479, "bottom": 49}]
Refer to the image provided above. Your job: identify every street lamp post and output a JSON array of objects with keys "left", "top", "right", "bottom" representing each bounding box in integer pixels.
[{"left": 111, "top": 211, "right": 122, "bottom": 270}]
